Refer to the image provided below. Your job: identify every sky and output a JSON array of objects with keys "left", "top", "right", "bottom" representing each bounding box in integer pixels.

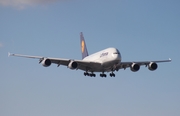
[{"left": 0, "top": 0, "right": 180, "bottom": 116}]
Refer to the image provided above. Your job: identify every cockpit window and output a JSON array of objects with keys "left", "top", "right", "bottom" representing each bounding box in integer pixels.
[
  {"left": 113, "top": 50, "right": 120, "bottom": 54},
  {"left": 113, "top": 52, "right": 119, "bottom": 54}
]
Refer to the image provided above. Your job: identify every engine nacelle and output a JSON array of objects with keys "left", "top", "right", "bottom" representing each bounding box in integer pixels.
[
  {"left": 68, "top": 61, "right": 78, "bottom": 70},
  {"left": 130, "top": 63, "right": 140, "bottom": 72},
  {"left": 148, "top": 62, "right": 158, "bottom": 71},
  {"left": 41, "top": 58, "right": 51, "bottom": 67}
]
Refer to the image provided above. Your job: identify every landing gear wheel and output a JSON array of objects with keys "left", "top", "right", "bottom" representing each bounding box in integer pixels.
[
  {"left": 84, "top": 72, "right": 87, "bottom": 76},
  {"left": 110, "top": 73, "right": 115, "bottom": 77},
  {"left": 90, "top": 73, "right": 96, "bottom": 77},
  {"left": 84, "top": 72, "right": 96, "bottom": 77},
  {"left": 84, "top": 72, "right": 89, "bottom": 76},
  {"left": 100, "top": 73, "right": 106, "bottom": 77},
  {"left": 93, "top": 74, "right": 96, "bottom": 77}
]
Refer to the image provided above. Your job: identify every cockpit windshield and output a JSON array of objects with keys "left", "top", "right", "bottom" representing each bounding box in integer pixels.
[{"left": 113, "top": 49, "right": 120, "bottom": 54}]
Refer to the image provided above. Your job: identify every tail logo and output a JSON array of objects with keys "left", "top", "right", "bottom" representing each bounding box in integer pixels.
[{"left": 81, "top": 40, "right": 85, "bottom": 53}]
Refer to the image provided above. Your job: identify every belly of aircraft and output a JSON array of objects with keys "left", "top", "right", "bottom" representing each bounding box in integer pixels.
[{"left": 91, "top": 60, "right": 120, "bottom": 72}]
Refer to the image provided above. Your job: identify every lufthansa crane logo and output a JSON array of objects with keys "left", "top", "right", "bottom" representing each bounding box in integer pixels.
[{"left": 81, "top": 40, "right": 85, "bottom": 53}]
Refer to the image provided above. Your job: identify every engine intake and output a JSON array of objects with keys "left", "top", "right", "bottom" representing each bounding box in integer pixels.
[
  {"left": 41, "top": 58, "right": 51, "bottom": 67},
  {"left": 148, "top": 62, "right": 158, "bottom": 71},
  {"left": 131, "top": 63, "right": 140, "bottom": 72},
  {"left": 68, "top": 61, "right": 78, "bottom": 70}
]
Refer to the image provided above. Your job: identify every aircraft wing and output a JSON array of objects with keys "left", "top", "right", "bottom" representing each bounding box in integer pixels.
[
  {"left": 116, "top": 59, "right": 171, "bottom": 70},
  {"left": 8, "top": 53, "right": 101, "bottom": 71}
]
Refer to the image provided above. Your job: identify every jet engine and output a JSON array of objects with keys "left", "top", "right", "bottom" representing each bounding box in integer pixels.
[
  {"left": 68, "top": 61, "right": 78, "bottom": 70},
  {"left": 148, "top": 62, "right": 158, "bottom": 71},
  {"left": 130, "top": 63, "right": 140, "bottom": 72},
  {"left": 41, "top": 58, "right": 51, "bottom": 67}
]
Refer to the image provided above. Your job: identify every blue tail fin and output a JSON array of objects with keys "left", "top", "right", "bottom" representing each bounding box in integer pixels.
[{"left": 80, "top": 32, "right": 89, "bottom": 59}]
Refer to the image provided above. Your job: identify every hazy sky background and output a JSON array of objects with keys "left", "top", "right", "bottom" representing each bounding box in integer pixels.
[{"left": 0, "top": 0, "right": 179, "bottom": 116}]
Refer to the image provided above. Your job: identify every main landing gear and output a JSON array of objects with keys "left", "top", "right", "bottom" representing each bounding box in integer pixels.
[
  {"left": 100, "top": 73, "right": 107, "bottom": 77},
  {"left": 110, "top": 73, "right": 115, "bottom": 77},
  {"left": 84, "top": 72, "right": 96, "bottom": 77},
  {"left": 100, "top": 72, "right": 115, "bottom": 77},
  {"left": 84, "top": 72, "right": 115, "bottom": 77}
]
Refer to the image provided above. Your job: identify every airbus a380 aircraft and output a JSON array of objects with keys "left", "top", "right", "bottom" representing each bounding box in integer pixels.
[{"left": 9, "top": 32, "right": 171, "bottom": 77}]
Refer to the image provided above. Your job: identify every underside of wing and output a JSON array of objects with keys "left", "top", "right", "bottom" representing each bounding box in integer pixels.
[
  {"left": 44, "top": 57, "right": 102, "bottom": 72},
  {"left": 9, "top": 53, "right": 102, "bottom": 71},
  {"left": 116, "top": 59, "right": 171, "bottom": 72},
  {"left": 50, "top": 58, "right": 102, "bottom": 72}
]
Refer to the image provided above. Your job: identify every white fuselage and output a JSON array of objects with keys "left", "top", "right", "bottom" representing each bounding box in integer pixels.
[{"left": 82, "top": 47, "right": 121, "bottom": 72}]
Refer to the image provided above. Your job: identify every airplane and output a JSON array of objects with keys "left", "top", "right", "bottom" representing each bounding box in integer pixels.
[{"left": 8, "top": 32, "right": 171, "bottom": 77}]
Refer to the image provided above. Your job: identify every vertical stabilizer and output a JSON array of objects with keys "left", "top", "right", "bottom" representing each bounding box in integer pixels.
[{"left": 80, "top": 32, "right": 89, "bottom": 59}]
